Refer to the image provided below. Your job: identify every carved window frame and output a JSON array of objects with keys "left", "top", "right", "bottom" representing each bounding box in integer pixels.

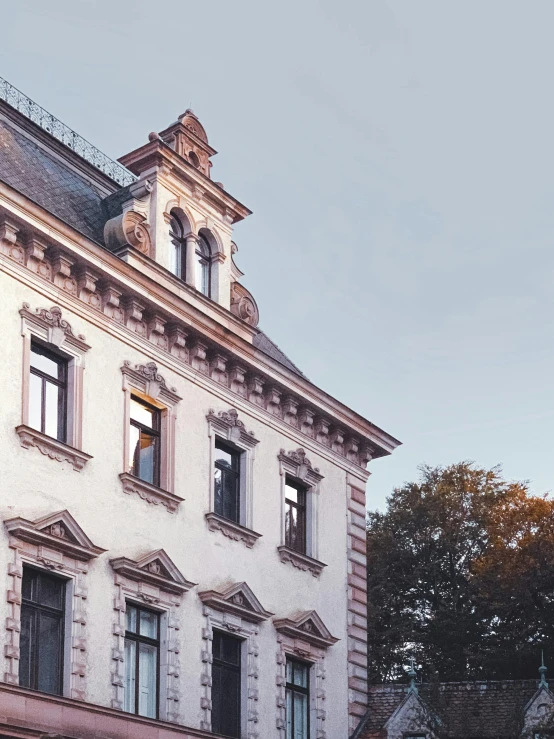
[
  {"left": 198, "top": 582, "right": 273, "bottom": 738},
  {"left": 119, "top": 361, "right": 183, "bottom": 512},
  {"left": 3, "top": 510, "right": 105, "bottom": 701},
  {"left": 110, "top": 550, "right": 195, "bottom": 723},
  {"left": 17, "top": 303, "right": 92, "bottom": 471},
  {"left": 205, "top": 408, "right": 261, "bottom": 548},
  {"left": 277, "top": 449, "right": 326, "bottom": 577},
  {"left": 273, "top": 611, "right": 339, "bottom": 739}
]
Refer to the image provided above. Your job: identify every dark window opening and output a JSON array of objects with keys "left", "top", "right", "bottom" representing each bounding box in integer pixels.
[
  {"left": 212, "top": 630, "right": 242, "bottom": 738},
  {"left": 124, "top": 603, "right": 160, "bottom": 719},
  {"left": 19, "top": 567, "right": 66, "bottom": 696},
  {"left": 196, "top": 234, "right": 211, "bottom": 297},
  {"left": 214, "top": 440, "right": 241, "bottom": 524},
  {"left": 29, "top": 341, "right": 68, "bottom": 443},
  {"left": 285, "top": 479, "right": 307, "bottom": 554},
  {"left": 286, "top": 657, "right": 310, "bottom": 739},
  {"left": 129, "top": 396, "right": 161, "bottom": 486},
  {"left": 169, "top": 213, "right": 186, "bottom": 281}
]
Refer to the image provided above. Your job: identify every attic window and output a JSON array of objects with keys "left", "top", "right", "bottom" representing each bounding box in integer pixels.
[{"left": 188, "top": 150, "right": 200, "bottom": 168}]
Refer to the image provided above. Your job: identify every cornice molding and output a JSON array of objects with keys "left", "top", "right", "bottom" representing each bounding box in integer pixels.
[
  {"left": 205, "top": 513, "right": 262, "bottom": 549},
  {"left": 119, "top": 472, "right": 184, "bottom": 513},
  {"left": 0, "top": 201, "right": 401, "bottom": 470},
  {"left": 110, "top": 549, "right": 196, "bottom": 595},
  {"left": 4, "top": 509, "right": 106, "bottom": 561},
  {"left": 15, "top": 425, "right": 92, "bottom": 471},
  {"left": 277, "top": 545, "right": 327, "bottom": 578},
  {"left": 273, "top": 610, "right": 339, "bottom": 649},
  {"left": 197, "top": 581, "right": 274, "bottom": 624}
]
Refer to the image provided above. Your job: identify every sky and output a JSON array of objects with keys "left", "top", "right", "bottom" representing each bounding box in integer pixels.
[{"left": 2, "top": 1, "right": 554, "bottom": 511}]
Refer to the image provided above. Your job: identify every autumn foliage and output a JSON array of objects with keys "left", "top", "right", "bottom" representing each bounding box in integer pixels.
[{"left": 367, "top": 462, "right": 554, "bottom": 682}]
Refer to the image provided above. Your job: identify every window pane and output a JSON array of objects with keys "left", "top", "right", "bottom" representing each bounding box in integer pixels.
[
  {"left": 215, "top": 444, "right": 235, "bottom": 468},
  {"left": 285, "top": 483, "right": 299, "bottom": 504},
  {"left": 29, "top": 373, "right": 43, "bottom": 432},
  {"left": 126, "top": 604, "right": 137, "bottom": 633},
  {"left": 124, "top": 638, "right": 136, "bottom": 714},
  {"left": 294, "top": 661, "right": 309, "bottom": 688},
  {"left": 37, "top": 611, "right": 63, "bottom": 694},
  {"left": 37, "top": 572, "right": 64, "bottom": 610},
  {"left": 139, "top": 609, "right": 158, "bottom": 639},
  {"left": 30, "top": 346, "right": 62, "bottom": 379},
  {"left": 293, "top": 691, "right": 308, "bottom": 739},
  {"left": 130, "top": 398, "right": 155, "bottom": 428},
  {"left": 286, "top": 688, "right": 293, "bottom": 739},
  {"left": 138, "top": 643, "right": 157, "bottom": 718},
  {"left": 129, "top": 424, "right": 140, "bottom": 475},
  {"left": 44, "top": 380, "right": 62, "bottom": 440},
  {"left": 212, "top": 662, "right": 240, "bottom": 738},
  {"left": 137, "top": 432, "right": 157, "bottom": 485},
  {"left": 19, "top": 606, "right": 34, "bottom": 689},
  {"left": 22, "top": 568, "right": 37, "bottom": 602}
]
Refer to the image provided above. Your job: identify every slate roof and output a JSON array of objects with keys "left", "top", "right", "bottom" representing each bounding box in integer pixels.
[
  {"left": 0, "top": 109, "right": 305, "bottom": 377},
  {"left": 0, "top": 117, "right": 108, "bottom": 244},
  {"left": 356, "top": 681, "right": 542, "bottom": 739}
]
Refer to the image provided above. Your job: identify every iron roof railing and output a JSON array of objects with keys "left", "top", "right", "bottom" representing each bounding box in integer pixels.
[{"left": 0, "top": 76, "right": 137, "bottom": 188}]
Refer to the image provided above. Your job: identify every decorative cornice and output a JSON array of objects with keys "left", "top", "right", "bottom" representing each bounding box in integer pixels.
[
  {"left": 206, "top": 408, "right": 259, "bottom": 448},
  {"left": 278, "top": 447, "right": 324, "bottom": 486},
  {"left": 205, "top": 513, "right": 262, "bottom": 549},
  {"left": 4, "top": 509, "right": 106, "bottom": 561},
  {"left": 277, "top": 545, "right": 327, "bottom": 578},
  {"left": 1, "top": 213, "right": 399, "bottom": 469},
  {"left": 197, "top": 581, "right": 274, "bottom": 623},
  {"left": 119, "top": 472, "right": 184, "bottom": 513},
  {"left": 110, "top": 549, "right": 196, "bottom": 595},
  {"left": 19, "top": 303, "right": 90, "bottom": 352},
  {"left": 15, "top": 425, "right": 92, "bottom": 471},
  {"left": 273, "top": 610, "right": 339, "bottom": 649},
  {"left": 121, "top": 361, "right": 182, "bottom": 406}
]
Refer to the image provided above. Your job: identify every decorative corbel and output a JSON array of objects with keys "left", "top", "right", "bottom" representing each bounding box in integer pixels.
[{"left": 104, "top": 211, "right": 152, "bottom": 257}]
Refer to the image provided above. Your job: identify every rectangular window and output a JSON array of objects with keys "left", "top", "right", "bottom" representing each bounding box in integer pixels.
[
  {"left": 124, "top": 603, "right": 160, "bottom": 719},
  {"left": 286, "top": 658, "right": 310, "bottom": 739},
  {"left": 212, "top": 630, "right": 242, "bottom": 738},
  {"left": 29, "top": 342, "right": 67, "bottom": 442},
  {"left": 19, "top": 567, "right": 66, "bottom": 696},
  {"left": 214, "top": 440, "right": 241, "bottom": 523},
  {"left": 129, "top": 396, "right": 161, "bottom": 486},
  {"left": 285, "top": 479, "right": 307, "bottom": 554}
]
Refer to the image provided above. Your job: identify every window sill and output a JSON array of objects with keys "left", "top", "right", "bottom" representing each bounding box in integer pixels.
[
  {"left": 277, "top": 545, "right": 327, "bottom": 578},
  {"left": 15, "top": 424, "right": 92, "bottom": 471},
  {"left": 119, "top": 473, "right": 183, "bottom": 513},
  {"left": 205, "top": 512, "right": 262, "bottom": 548}
]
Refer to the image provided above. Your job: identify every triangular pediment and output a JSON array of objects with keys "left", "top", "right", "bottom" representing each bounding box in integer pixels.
[
  {"left": 4, "top": 509, "right": 105, "bottom": 561},
  {"left": 524, "top": 683, "right": 554, "bottom": 729},
  {"left": 198, "top": 581, "right": 274, "bottom": 623},
  {"left": 385, "top": 690, "right": 438, "bottom": 736},
  {"left": 110, "top": 549, "right": 196, "bottom": 595},
  {"left": 273, "top": 610, "right": 339, "bottom": 649}
]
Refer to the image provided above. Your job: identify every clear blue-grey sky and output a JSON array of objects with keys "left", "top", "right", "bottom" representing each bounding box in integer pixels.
[{"left": 3, "top": 1, "right": 554, "bottom": 510}]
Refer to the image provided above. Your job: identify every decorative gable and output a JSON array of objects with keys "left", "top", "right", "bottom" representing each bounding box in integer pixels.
[
  {"left": 198, "top": 581, "right": 274, "bottom": 623},
  {"left": 110, "top": 549, "right": 196, "bottom": 595},
  {"left": 273, "top": 610, "right": 339, "bottom": 649},
  {"left": 4, "top": 509, "right": 106, "bottom": 561},
  {"left": 523, "top": 684, "right": 554, "bottom": 735},
  {"left": 278, "top": 448, "right": 324, "bottom": 486},
  {"left": 384, "top": 690, "right": 439, "bottom": 739}
]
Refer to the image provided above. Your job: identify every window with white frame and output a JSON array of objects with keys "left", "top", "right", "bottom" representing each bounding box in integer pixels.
[
  {"left": 205, "top": 409, "right": 261, "bottom": 547},
  {"left": 17, "top": 303, "right": 91, "bottom": 471},
  {"left": 277, "top": 448, "right": 326, "bottom": 577},
  {"left": 119, "top": 360, "right": 183, "bottom": 513},
  {"left": 123, "top": 602, "right": 160, "bottom": 719}
]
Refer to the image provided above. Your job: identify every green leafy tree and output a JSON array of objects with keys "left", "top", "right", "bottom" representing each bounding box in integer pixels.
[{"left": 367, "top": 462, "right": 554, "bottom": 682}]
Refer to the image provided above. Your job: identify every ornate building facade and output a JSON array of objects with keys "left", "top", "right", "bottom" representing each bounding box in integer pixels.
[{"left": 0, "top": 77, "right": 400, "bottom": 739}]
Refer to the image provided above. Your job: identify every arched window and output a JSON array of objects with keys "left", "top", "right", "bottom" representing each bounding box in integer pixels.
[
  {"left": 196, "top": 235, "right": 211, "bottom": 297},
  {"left": 169, "top": 213, "right": 186, "bottom": 280}
]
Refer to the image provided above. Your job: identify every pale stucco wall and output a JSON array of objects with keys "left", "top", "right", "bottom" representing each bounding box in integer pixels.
[{"left": 0, "top": 269, "right": 355, "bottom": 736}]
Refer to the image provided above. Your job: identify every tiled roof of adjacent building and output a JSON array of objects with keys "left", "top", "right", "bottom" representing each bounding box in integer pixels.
[{"left": 355, "top": 680, "right": 543, "bottom": 739}]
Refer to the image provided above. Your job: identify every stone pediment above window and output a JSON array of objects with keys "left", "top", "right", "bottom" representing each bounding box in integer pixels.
[
  {"left": 273, "top": 610, "right": 339, "bottom": 649},
  {"left": 206, "top": 408, "right": 259, "bottom": 448},
  {"left": 198, "top": 581, "right": 274, "bottom": 623},
  {"left": 4, "top": 509, "right": 106, "bottom": 561},
  {"left": 120, "top": 361, "right": 181, "bottom": 405},
  {"left": 110, "top": 549, "right": 196, "bottom": 595},
  {"left": 20, "top": 303, "right": 90, "bottom": 353},
  {"left": 278, "top": 447, "right": 324, "bottom": 486}
]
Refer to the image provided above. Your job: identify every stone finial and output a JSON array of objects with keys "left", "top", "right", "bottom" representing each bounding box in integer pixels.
[
  {"left": 539, "top": 651, "right": 548, "bottom": 688},
  {"left": 407, "top": 656, "right": 418, "bottom": 694}
]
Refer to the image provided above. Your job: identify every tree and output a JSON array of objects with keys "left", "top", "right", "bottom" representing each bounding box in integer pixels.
[{"left": 367, "top": 462, "right": 554, "bottom": 682}]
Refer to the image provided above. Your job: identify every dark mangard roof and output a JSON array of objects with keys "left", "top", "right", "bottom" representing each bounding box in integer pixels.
[
  {"left": 355, "top": 681, "right": 542, "bottom": 739},
  {"left": 253, "top": 331, "right": 305, "bottom": 378},
  {"left": 0, "top": 118, "right": 108, "bottom": 244},
  {"left": 0, "top": 116, "right": 305, "bottom": 378}
]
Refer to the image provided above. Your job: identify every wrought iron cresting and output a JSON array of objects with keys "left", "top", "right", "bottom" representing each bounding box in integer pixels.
[{"left": 0, "top": 76, "right": 137, "bottom": 188}]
